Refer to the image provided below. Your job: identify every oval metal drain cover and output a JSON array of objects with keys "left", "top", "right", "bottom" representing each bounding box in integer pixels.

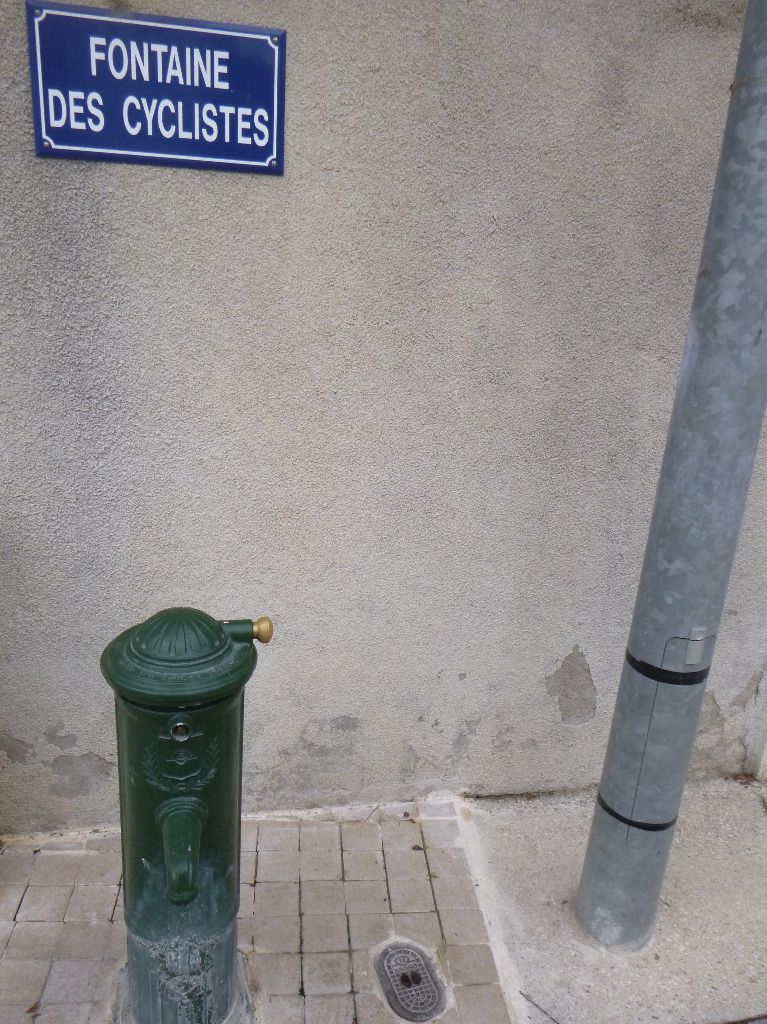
[{"left": 374, "top": 942, "right": 447, "bottom": 1022}]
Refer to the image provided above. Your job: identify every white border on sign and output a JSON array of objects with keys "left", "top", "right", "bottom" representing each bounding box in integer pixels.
[{"left": 33, "top": 7, "right": 280, "bottom": 168}]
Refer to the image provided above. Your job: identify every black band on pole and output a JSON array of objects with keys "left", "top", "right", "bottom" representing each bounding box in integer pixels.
[
  {"left": 597, "top": 793, "right": 677, "bottom": 832},
  {"left": 625, "top": 649, "right": 709, "bottom": 686}
]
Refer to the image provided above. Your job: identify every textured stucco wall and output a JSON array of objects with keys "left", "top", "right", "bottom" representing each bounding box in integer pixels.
[{"left": 2, "top": 0, "right": 766, "bottom": 834}]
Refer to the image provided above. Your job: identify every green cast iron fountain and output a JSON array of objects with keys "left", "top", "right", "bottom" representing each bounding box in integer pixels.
[{"left": 101, "top": 607, "right": 273, "bottom": 1024}]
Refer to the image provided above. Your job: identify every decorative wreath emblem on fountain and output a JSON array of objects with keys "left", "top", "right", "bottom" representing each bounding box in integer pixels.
[{"left": 142, "top": 734, "right": 220, "bottom": 793}]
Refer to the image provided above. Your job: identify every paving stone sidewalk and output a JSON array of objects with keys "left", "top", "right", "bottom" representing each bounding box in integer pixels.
[{"left": 0, "top": 800, "right": 512, "bottom": 1024}]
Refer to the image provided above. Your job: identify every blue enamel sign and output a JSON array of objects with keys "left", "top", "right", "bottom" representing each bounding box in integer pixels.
[{"left": 26, "top": 1, "right": 285, "bottom": 174}]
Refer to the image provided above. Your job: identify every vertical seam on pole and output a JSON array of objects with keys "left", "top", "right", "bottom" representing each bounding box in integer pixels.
[{"left": 628, "top": 680, "right": 659, "bottom": 831}]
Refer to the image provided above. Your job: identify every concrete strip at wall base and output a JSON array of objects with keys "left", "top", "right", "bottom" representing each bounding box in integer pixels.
[{"left": 1, "top": 0, "right": 766, "bottom": 833}]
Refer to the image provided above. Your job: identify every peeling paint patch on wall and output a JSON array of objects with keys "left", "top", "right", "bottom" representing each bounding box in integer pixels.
[
  {"left": 330, "top": 716, "right": 361, "bottom": 732},
  {"left": 49, "top": 753, "right": 115, "bottom": 798},
  {"left": 691, "top": 691, "right": 747, "bottom": 776},
  {"left": 728, "top": 668, "right": 761, "bottom": 712},
  {"left": 43, "top": 722, "right": 78, "bottom": 750},
  {"left": 666, "top": 0, "right": 745, "bottom": 32},
  {"left": 246, "top": 717, "right": 365, "bottom": 806},
  {"left": 451, "top": 719, "right": 480, "bottom": 775},
  {"left": 0, "top": 733, "right": 34, "bottom": 764},
  {"left": 544, "top": 647, "right": 597, "bottom": 725}
]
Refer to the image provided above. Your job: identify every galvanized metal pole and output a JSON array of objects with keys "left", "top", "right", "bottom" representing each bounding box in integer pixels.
[{"left": 576, "top": 0, "right": 767, "bottom": 950}]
